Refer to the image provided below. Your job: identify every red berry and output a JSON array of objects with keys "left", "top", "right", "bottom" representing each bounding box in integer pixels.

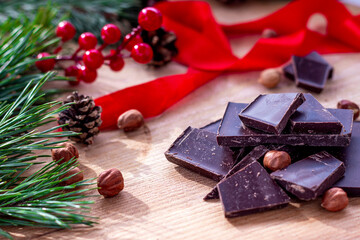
[
  {"left": 35, "top": 52, "right": 56, "bottom": 72},
  {"left": 124, "top": 34, "right": 143, "bottom": 51},
  {"left": 65, "top": 65, "right": 79, "bottom": 77},
  {"left": 77, "top": 65, "right": 97, "bottom": 83},
  {"left": 138, "top": 7, "right": 162, "bottom": 31},
  {"left": 131, "top": 43, "right": 153, "bottom": 64},
  {"left": 78, "top": 32, "right": 97, "bottom": 50},
  {"left": 109, "top": 56, "right": 125, "bottom": 71},
  {"left": 101, "top": 24, "right": 121, "bottom": 44},
  {"left": 56, "top": 21, "right": 76, "bottom": 42},
  {"left": 83, "top": 49, "right": 104, "bottom": 69},
  {"left": 65, "top": 66, "right": 80, "bottom": 86}
]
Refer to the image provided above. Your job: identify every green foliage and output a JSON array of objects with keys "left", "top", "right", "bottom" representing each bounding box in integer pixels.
[
  {"left": 0, "top": 75, "right": 97, "bottom": 240},
  {"left": 0, "top": 0, "right": 145, "bottom": 39},
  {"left": 0, "top": 5, "right": 63, "bottom": 103},
  {"left": 0, "top": 4, "right": 97, "bottom": 239}
]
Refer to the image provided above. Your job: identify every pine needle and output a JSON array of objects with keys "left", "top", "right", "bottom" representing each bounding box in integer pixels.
[{"left": 0, "top": 5, "right": 97, "bottom": 239}]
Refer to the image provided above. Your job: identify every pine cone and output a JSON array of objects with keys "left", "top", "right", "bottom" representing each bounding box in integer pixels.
[
  {"left": 141, "top": 27, "right": 178, "bottom": 67},
  {"left": 58, "top": 92, "right": 102, "bottom": 145}
]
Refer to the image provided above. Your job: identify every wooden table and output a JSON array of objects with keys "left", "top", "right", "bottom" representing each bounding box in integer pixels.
[{"left": 7, "top": 1, "right": 360, "bottom": 239}]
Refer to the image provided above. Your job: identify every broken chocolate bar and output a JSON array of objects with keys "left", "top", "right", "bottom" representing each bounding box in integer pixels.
[
  {"left": 218, "top": 161, "right": 290, "bottom": 218},
  {"left": 239, "top": 93, "right": 305, "bottom": 134},
  {"left": 292, "top": 52, "right": 333, "bottom": 93},
  {"left": 204, "top": 145, "right": 270, "bottom": 200},
  {"left": 165, "top": 127, "right": 236, "bottom": 181},
  {"left": 199, "top": 119, "right": 221, "bottom": 134},
  {"left": 217, "top": 102, "right": 353, "bottom": 147},
  {"left": 270, "top": 151, "right": 345, "bottom": 201},
  {"left": 283, "top": 63, "right": 295, "bottom": 81},
  {"left": 289, "top": 93, "right": 343, "bottom": 134},
  {"left": 283, "top": 51, "right": 333, "bottom": 81},
  {"left": 331, "top": 122, "right": 360, "bottom": 196}
]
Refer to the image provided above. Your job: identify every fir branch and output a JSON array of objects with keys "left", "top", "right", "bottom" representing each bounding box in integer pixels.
[
  {"left": 0, "top": 75, "right": 97, "bottom": 239},
  {"left": 0, "top": 4, "right": 99, "bottom": 239},
  {"left": 0, "top": 160, "right": 96, "bottom": 237},
  {"left": 0, "top": 6, "right": 62, "bottom": 103}
]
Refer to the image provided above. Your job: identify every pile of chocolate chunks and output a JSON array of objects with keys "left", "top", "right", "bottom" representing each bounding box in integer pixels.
[{"left": 165, "top": 92, "right": 359, "bottom": 218}]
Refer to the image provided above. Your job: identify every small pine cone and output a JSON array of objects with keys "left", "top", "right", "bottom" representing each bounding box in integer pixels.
[
  {"left": 58, "top": 92, "right": 102, "bottom": 145},
  {"left": 141, "top": 27, "right": 178, "bottom": 67}
]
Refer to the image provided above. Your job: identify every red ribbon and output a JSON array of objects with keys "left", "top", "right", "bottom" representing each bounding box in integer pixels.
[{"left": 95, "top": 0, "right": 360, "bottom": 130}]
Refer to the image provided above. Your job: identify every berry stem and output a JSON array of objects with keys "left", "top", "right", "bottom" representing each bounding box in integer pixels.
[
  {"left": 56, "top": 55, "right": 82, "bottom": 62},
  {"left": 53, "top": 43, "right": 63, "bottom": 54},
  {"left": 71, "top": 47, "right": 81, "bottom": 60},
  {"left": 98, "top": 43, "right": 108, "bottom": 52},
  {"left": 117, "top": 26, "right": 142, "bottom": 53}
]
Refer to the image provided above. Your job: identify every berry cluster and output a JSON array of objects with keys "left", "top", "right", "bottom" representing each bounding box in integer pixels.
[{"left": 35, "top": 7, "right": 163, "bottom": 85}]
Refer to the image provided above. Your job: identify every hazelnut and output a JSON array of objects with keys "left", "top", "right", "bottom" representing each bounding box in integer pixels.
[
  {"left": 117, "top": 109, "right": 144, "bottom": 132},
  {"left": 97, "top": 168, "right": 124, "bottom": 198},
  {"left": 51, "top": 142, "right": 79, "bottom": 165},
  {"left": 258, "top": 68, "right": 281, "bottom": 89},
  {"left": 321, "top": 187, "right": 348, "bottom": 212},
  {"left": 263, "top": 150, "right": 291, "bottom": 172},
  {"left": 60, "top": 167, "right": 84, "bottom": 185},
  {"left": 337, "top": 100, "right": 359, "bottom": 120},
  {"left": 261, "top": 28, "right": 277, "bottom": 38}
]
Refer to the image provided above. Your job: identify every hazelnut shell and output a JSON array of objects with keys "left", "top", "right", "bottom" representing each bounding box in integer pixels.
[
  {"left": 60, "top": 167, "right": 84, "bottom": 185},
  {"left": 97, "top": 168, "right": 124, "bottom": 198},
  {"left": 117, "top": 109, "right": 144, "bottom": 132},
  {"left": 321, "top": 187, "right": 348, "bottom": 212},
  {"left": 258, "top": 68, "right": 281, "bottom": 89},
  {"left": 263, "top": 150, "right": 291, "bottom": 172},
  {"left": 337, "top": 100, "right": 359, "bottom": 120},
  {"left": 51, "top": 142, "right": 79, "bottom": 165}
]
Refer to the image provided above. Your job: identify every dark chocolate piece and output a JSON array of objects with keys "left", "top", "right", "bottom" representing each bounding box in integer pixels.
[
  {"left": 270, "top": 151, "right": 345, "bottom": 201},
  {"left": 239, "top": 93, "right": 305, "bottom": 134},
  {"left": 283, "top": 63, "right": 295, "bottom": 81},
  {"left": 218, "top": 161, "right": 290, "bottom": 218},
  {"left": 293, "top": 52, "right": 333, "bottom": 93},
  {"left": 289, "top": 93, "right": 343, "bottom": 134},
  {"left": 331, "top": 122, "right": 360, "bottom": 196},
  {"left": 199, "top": 119, "right": 221, "bottom": 134},
  {"left": 283, "top": 52, "right": 333, "bottom": 81},
  {"left": 217, "top": 102, "right": 353, "bottom": 147},
  {"left": 165, "top": 127, "right": 235, "bottom": 181},
  {"left": 199, "top": 119, "right": 245, "bottom": 154},
  {"left": 204, "top": 145, "right": 270, "bottom": 200}
]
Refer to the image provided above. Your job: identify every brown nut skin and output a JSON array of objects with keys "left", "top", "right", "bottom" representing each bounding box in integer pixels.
[
  {"left": 263, "top": 150, "right": 291, "bottom": 172},
  {"left": 258, "top": 68, "right": 281, "bottom": 89},
  {"left": 97, "top": 168, "right": 124, "bottom": 198},
  {"left": 51, "top": 142, "right": 79, "bottom": 165},
  {"left": 321, "top": 187, "right": 348, "bottom": 212},
  {"left": 117, "top": 109, "right": 144, "bottom": 132},
  {"left": 337, "top": 100, "right": 359, "bottom": 120},
  {"left": 60, "top": 167, "right": 84, "bottom": 185}
]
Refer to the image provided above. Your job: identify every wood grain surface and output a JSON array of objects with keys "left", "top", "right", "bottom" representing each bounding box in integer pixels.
[{"left": 5, "top": 1, "right": 360, "bottom": 239}]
